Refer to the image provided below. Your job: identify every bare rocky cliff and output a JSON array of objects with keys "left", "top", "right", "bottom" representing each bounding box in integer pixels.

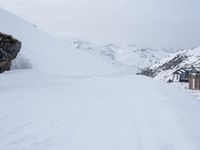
[
  {"left": 139, "top": 48, "right": 200, "bottom": 81},
  {"left": 0, "top": 32, "right": 21, "bottom": 73}
]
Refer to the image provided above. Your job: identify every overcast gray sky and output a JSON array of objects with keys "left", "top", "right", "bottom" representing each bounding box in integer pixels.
[{"left": 0, "top": 0, "right": 200, "bottom": 48}]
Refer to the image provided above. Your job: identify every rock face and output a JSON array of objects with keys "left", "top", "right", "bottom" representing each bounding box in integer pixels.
[
  {"left": 138, "top": 48, "right": 200, "bottom": 81},
  {"left": 0, "top": 32, "right": 21, "bottom": 73},
  {"left": 140, "top": 54, "right": 188, "bottom": 77}
]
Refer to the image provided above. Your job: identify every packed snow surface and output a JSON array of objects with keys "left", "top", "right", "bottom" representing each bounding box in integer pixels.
[
  {"left": 0, "top": 7, "right": 200, "bottom": 150},
  {"left": 1, "top": 71, "right": 200, "bottom": 150}
]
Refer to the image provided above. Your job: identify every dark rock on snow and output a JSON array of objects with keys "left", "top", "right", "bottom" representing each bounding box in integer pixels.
[
  {"left": 139, "top": 54, "right": 188, "bottom": 77},
  {"left": 0, "top": 32, "right": 21, "bottom": 73}
]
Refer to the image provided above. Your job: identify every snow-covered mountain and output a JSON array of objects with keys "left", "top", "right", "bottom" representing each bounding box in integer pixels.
[
  {"left": 0, "top": 8, "right": 119, "bottom": 75},
  {"left": 140, "top": 47, "right": 200, "bottom": 81},
  {"left": 1, "top": 7, "right": 200, "bottom": 150},
  {"left": 0, "top": 6, "right": 171, "bottom": 75},
  {"left": 66, "top": 38, "right": 170, "bottom": 73}
]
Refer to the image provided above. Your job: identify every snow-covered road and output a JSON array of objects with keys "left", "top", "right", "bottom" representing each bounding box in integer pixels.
[{"left": 0, "top": 70, "right": 200, "bottom": 150}]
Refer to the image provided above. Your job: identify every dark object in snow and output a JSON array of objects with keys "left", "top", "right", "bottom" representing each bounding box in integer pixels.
[
  {"left": 0, "top": 32, "right": 21, "bottom": 73},
  {"left": 167, "top": 79, "right": 173, "bottom": 83},
  {"left": 172, "top": 68, "right": 190, "bottom": 82}
]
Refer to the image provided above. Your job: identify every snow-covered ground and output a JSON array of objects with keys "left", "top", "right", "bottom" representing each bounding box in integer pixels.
[
  {"left": 1, "top": 70, "right": 200, "bottom": 150},
  {"left": 171, "top": 82, "right": 200, "bottom": 100},
  {"left": 1, "top": 7, "right": 200, "bottom": 150}
]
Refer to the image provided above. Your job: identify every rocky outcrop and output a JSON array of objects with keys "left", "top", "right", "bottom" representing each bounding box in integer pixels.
[
  {"left": 0, "top": 32, "right": 21, "bottom": 73},
  {"left": 137, "top": 48, "right": 200, "bottom": 81},
  {"left": 140, "top": 54, "right": 188, "bottom": 77}
]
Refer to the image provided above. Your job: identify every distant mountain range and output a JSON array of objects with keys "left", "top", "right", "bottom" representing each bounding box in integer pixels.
[{"left": 66, "top": 38, "right": 173, "bottom": 73}]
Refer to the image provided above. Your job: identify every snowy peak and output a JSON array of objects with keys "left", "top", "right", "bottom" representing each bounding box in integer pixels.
[{"left": 66, "top": 39, "right": 170, "bottom": 73}]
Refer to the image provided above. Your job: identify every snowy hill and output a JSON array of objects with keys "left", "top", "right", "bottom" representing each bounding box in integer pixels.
[
  {"left": 66, "top": 38, "right": 170, "bottom": 73},
  {"left": 0, "top": 8, "right": 118, "bottom": 75},
  {"left": 140, "top": 47, "right": 200, "bottom": 81}
]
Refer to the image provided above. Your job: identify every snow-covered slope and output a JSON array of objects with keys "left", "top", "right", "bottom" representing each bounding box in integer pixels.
[
  {"left": 66, "top": 39, "right": 170, "bottom": 73},
  {"left": 140, "top": 48, "right": 200, "bottom": 81},
  {"left": 0, "top": 8, "right": 118, "bottom": 75}
]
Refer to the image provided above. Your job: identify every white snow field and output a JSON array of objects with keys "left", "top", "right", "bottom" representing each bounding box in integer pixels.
[
  {"left": 0, "top": 7, "right": 200, "bottom": 150},
  {"left": 1, "top": 71, "right": 200, "bottom": 150}
]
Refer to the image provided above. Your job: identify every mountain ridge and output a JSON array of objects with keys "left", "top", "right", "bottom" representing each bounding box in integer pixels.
[
  {"left": 140, "top": 47, "right": 200, "bottom": 81},
  {"left": 66, "top": 38, "right": 172, "bottom": 73}
]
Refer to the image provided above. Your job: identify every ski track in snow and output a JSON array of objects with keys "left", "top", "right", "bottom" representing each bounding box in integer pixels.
[{"left": 0, "top": 70, "right": 200, "bottom": 150}]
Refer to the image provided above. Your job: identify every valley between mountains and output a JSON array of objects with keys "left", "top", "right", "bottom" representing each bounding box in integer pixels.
[{"left": 0, "top": 7, "right": 200, "bottom": 150}]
